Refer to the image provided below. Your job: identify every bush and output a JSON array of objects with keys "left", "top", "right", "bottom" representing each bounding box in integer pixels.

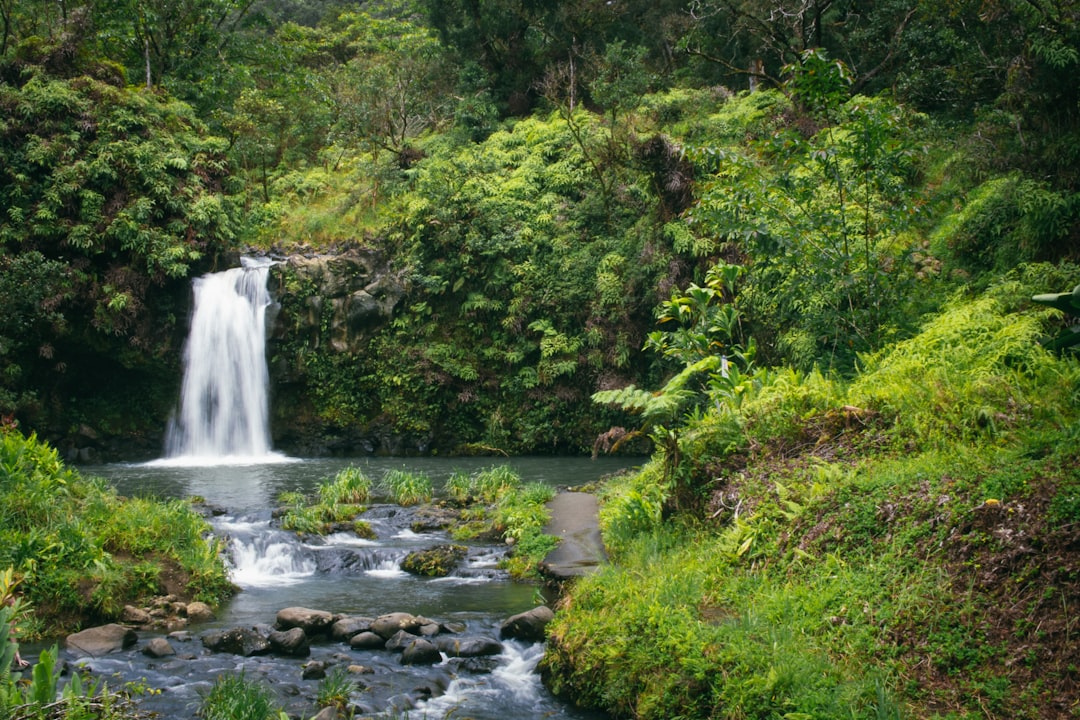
[{"left": 0, "top": 430, "right": 232, "bottom": 635}]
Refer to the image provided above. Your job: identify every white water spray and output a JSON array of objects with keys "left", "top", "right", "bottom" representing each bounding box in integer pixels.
[{"left": 163, "top": 257, "right": 284, "bottom": 464}]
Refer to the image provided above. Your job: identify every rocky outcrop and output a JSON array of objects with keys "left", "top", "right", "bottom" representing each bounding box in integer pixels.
[
  {"left": 266, "top": 246, "right": 412, "bottom": 455},
  {"left": 269, "top": 248, "right": 404, "bottom": 358}
]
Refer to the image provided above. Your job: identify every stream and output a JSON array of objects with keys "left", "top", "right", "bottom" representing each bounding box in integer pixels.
[{"left": 50, "top": 456, "right": 630, "bottom": 719}]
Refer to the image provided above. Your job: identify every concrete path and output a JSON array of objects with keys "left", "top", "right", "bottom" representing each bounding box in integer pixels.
[{"left": 540, "top": 491, "right": 607, "bottom": 580}]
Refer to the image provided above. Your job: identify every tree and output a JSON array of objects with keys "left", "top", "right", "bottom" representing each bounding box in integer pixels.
[{"left": 326, "top": 13, "right": 453, "bottom": 161}]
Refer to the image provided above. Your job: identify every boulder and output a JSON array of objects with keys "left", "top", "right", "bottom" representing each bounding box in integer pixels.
[
  {"left": 400, "top": 544, "right": 467, "bottom": 577},
  {"left": 201, "top": 627, "right": 271, "bottom": 656},
  {"left": 330, "top": 616, "right": 373, "bottom": 642},
  {"left": 384, "top": 629, "right": 418, "bottom": 652},
  {"left": 499, "top": 606, "right": 554, "bottom": 642},
  {"left": 436, "top": 637, "right": 503, "bottom": 658},
  {"left": 401, "top": 638, "right": 441, "bottom": 666},
  {"left": 269, "top": 627, "right": 311, "bottom": 657},
  {"left": 371, "top": 612, "right": 424, "bottom": 639},
  {"left": 142, "top": 637, "right": 176, "bottom": 658},
  {"left": 409, "top": 505, "right": 461, "bottom": 532},
  {"left": 120, "top": 605, "right": 152, "bottom": 625},
  {"left": 349, "top": 631, "right": 385, "bottom": 650},
  {"left": 66, "top": 624, "right": 138, "bottom": 657},
  {"left": 276, "top": 607, "right": 334, "bottom": 635},
  {"left": 186, "top": 601, "right": 215, "bottom": 623}
]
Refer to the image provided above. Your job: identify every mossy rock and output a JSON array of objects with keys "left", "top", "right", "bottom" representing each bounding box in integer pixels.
[{"left": 400, "top": 544, "right": 468, "bottom": 577}]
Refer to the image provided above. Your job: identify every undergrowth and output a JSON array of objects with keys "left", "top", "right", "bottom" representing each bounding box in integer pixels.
[
  {"left": 545, "top": 273, "right": 1080, "bottom": 719},
  {"left": 0, "top": 431, "right": 233, "bottom": 636}
]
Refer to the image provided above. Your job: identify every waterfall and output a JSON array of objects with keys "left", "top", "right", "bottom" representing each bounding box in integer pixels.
[{"left": 163, "top": 257, "right": 285, "bottom": 464}]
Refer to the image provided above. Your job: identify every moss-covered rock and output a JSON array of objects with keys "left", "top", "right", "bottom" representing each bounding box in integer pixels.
[{"left": 400, "top": 544, "right": 468, "bottom": 577}]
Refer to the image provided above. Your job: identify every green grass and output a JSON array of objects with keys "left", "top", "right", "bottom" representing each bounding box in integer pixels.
[
  {"left": 380, "top": 469, "right": 433, "bottom": 506},
  {"left": 0, "top": 430, "right": 233, "bottom": 635},
  {"left": 199, "top": 672, "right": 284, "bottom": 720},
  {"left": 278, "top": 466, "right": 374, "bottom": 536},
  {"left": 545, "top": 274, "right": 1080, "bottom": 719}
]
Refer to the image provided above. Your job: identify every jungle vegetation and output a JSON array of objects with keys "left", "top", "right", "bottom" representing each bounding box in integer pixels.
[{"left": 1, "top": 0, "right": 1079, "bottom": 718}]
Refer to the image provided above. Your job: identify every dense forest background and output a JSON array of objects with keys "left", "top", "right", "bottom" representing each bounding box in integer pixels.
[
  {"left": 0, "top": 0, "right": 1077, "bottom": 456},
  {"left": 3, "top": 3, "right": 1080, "bottom": 719}
]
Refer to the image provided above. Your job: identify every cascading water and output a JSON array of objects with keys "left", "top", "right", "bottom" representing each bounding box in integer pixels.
[{"left": 163, "top": 256, "right": 284, "bottom": 463}]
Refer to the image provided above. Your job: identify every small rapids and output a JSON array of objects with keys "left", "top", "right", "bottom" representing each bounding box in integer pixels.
[{"left": 84, "top": 457, "right": 629, "bottom": 719}]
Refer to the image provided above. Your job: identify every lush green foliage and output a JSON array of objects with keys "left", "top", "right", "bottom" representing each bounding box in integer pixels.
[
  {"left": 2, "top": 2, "right": 1080, "bottom": 715},
  {"left": 0, "top": 65, "right": 237, "bottom": 438},
  {"left": 0, "top": 430, "right": 233, "bottom": 634},
  {"left": 379, "top": 468, "right": 432, "bottom": 506},
  {"left": 199, "top": 672, "right": 284, "bottom": 720},
  {"left": 547, "top": 269, "right": 1080, "bottom": 719},
  {"left": 278, "top": 466, "right": 374, "bottom": 536}
]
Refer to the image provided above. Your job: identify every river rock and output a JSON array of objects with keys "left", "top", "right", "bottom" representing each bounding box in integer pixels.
[
  {"left": 331, "top": 616, "right": 373, "bottom": 641},
  {"left": 311, "top": 707, "right": 339, "bottom": 720},
  {"left": 66, "top": 624, "right": 138, "bottom": 657},
  {"left": 276, "top": 607, "right": 334, "bottom": 635},
  {"left": 349, "top": 631, "right": 385, "bottom": 650},
  {"left": 121, "top": 605, "right": 152, "bottom": 625},
  {"left": 436, "top": 637, "right": 503, "bottom": 658},
  {"left": 201, "top": 627, "right": 271, "bottom": 656},
  {"left": 186, "top": 601, "right": 215, "bottom": 623},
  {"left": 384, "top": 629, "right": 419, "bottom": 652},
  {"left": 400, "top": 544, "right": 467, "bottom": 577},
  {"left": 409, "top": 505, "right": 461, "bottom": 531},
  {"left": 371, "top": 612, "right": 425, "bottom": 639},
  {"left": 302, "top": 660, "right": 328, "bottom": 680},
  {"left": 455, "top": 657, "right": 500, "bottom": 674},
  {"left": 142, "top": 637, "right": 176, "bottom": 658},
  {"left": 400, "top": 638, "right": 441, "bottom": 666},
  {"left": 499, "top": 606, "right": 554, "bottom": 642},
  {"left": 269, "top": 627, "right": 311, "bottom": 657}
]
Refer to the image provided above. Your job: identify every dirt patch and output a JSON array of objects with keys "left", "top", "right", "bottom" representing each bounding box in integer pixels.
[{"left": 904, "top": 473, "right": 1080, "bottom": 719}]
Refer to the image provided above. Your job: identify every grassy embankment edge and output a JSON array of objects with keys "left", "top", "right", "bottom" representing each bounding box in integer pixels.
[
  {"left": 541, "top": 267, "right": 1080, "bottom": 720},
  {"left": 0, "top": 429, "right": 235, "bottom": 638}
]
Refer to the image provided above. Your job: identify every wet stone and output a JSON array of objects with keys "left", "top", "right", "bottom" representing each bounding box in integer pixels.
[
  {"left": 371, "top": 612, "right": 423, "bottom": 639},
  {"left": 142, "top": 637, "right": 176, "bottom": 658},
  {"left": 276, "top": 607, "right": 334, "bottom": 635},
  {"left": 269, "top": 627, "right": 310, "bottom": 657},
  {"left": 201, "top": 627, "right": 271, "bottom": 657},
  {"left": 349, "top": 631, "right": 384, "bottom": 650},
  {"left": 302, "top": 660, "right": 328, "bottom": 680},
  {"left": 331, "top": 616, "right": 374, "bottom": 642},
  {"left": 385, "top": 629, "right": 418, "bottom": 652},
  {"left": 401, "top": 638, "right": 441, "bottom": 666}
]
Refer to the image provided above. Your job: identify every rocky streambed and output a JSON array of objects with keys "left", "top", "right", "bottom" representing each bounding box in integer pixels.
[
  {"left": 54, "top": 604, "right": 559, "bottom": 718},
  {"left": 70, "top": 456, "right": 623, "bottom": 719}
]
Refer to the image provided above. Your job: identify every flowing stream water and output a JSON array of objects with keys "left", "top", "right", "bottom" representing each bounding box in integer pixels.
[
  {"left": 87, "top": 457, "right": 628, "bottom": 719},
  {"left": 55, "top": 262, "right": 628, "bottom": 718}
]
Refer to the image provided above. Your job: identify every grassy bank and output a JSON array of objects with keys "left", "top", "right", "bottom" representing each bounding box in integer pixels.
[
  {"left": 542, "top": 269, "right": 1080, "bottom": 719},
  {"left": 0, "top": 429, "right": 234, "bottom": 637}
]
